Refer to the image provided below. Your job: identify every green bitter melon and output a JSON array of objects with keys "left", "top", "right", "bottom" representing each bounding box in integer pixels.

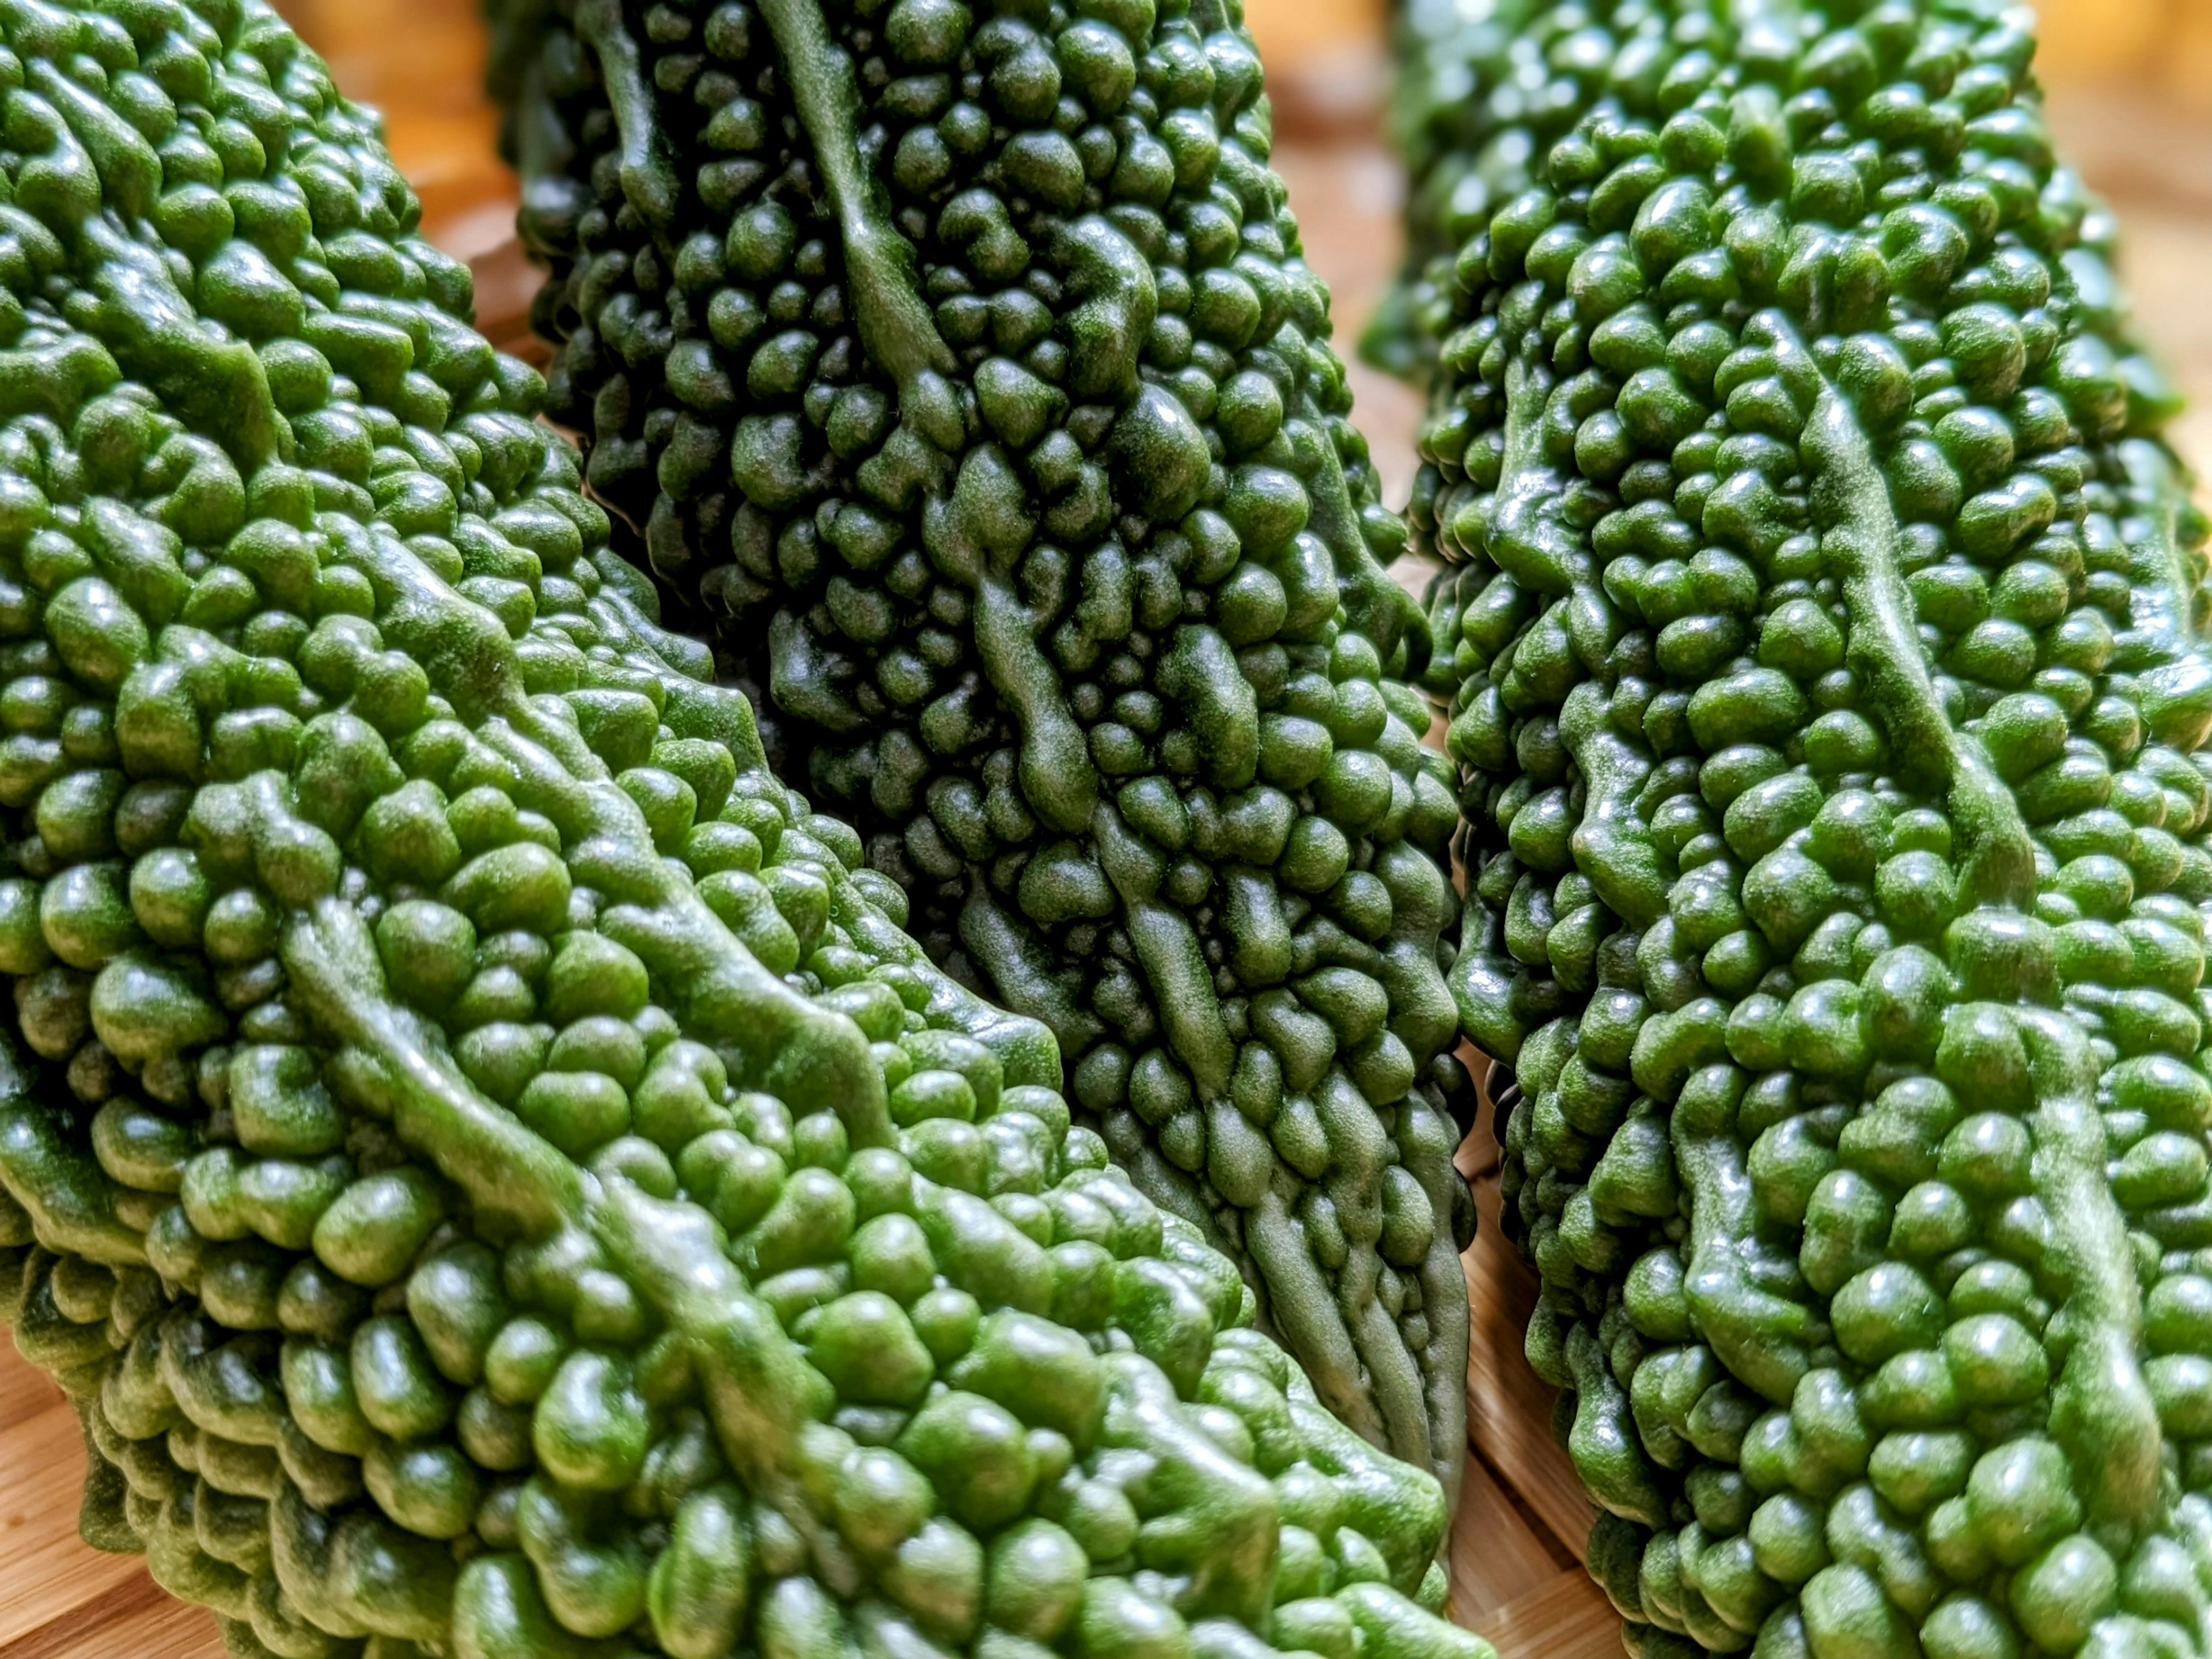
[
  {"left": 1402, "top": 0, "right": 2212, "bottom": 1655},
  {"left": 0, "top": 3, "right": 1494, "bottom": 1657},
  {"left": 1357, "top": 0, "right": 1540, "bottom": 384},
  {"left": 484, "top": 0, "right": 1478, "bottom": 1497}
]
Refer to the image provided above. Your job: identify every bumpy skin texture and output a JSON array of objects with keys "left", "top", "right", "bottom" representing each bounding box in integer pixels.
[
  {"left": 483, "top": 0, "right": 1478, "bottom": 1495},
  {"left": 1401, "top": 1, "right": 2212, "bottom": 1656},
  {"left": 0, "top": 5, "right": 1492, "bottom": 1658}
]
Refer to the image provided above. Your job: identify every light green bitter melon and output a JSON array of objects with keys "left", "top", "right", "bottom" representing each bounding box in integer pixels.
[
  {"left": 0, "top": 3, "right": 1497, "bottom": 1657},
  {"left": 482, "top": 0, "right": 1479, "bottom": 1499},
  {"left": 1397, "top": 0, "right": 2212, "bottom": 1656}
]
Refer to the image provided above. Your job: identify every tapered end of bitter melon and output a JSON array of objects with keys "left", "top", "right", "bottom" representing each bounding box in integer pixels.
[
  {"left": 480, "top": 0, "right": 1484, "bottom": 1504},
  {"left": 0, "top": 3, "right": 1489, "bottom": 1657},
  {"left": 1357, "top": 0, "right": 1543, "bottom": 384},
  {"left": 1404, "top": 0, "right": 2212, "bottom": 1656}
]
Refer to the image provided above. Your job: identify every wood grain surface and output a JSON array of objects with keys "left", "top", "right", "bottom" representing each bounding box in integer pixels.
[{"left": 1, "top": 2, "right": 2206, "bottom": 1656}]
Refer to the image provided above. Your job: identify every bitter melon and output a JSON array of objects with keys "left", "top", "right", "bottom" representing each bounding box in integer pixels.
[
  {"left": 0, "top": 3, "right": 1492, "bottom": 1656},
  {"left": 486, "top": 0, "right": 1478, "bottom": 1496},
  {"left": 1404, "top": 0, "right": 2212, "bottom": 1655}
]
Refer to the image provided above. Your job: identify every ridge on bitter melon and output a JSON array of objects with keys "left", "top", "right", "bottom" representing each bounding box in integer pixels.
[
  {"left": 482, "top": 0, "right": 1480, "bottom": 1499},
  {"left": 0, "top": 3, "right": 1494, "bottom": 1657},
  {"left": 1400, "top": 0, "right": 2212, "bottom": 1656}
]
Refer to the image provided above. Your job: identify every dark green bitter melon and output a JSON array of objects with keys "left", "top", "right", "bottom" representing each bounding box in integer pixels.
[
  {"left": 1358, "top": 0, "right": 1541, "bottom": 384},
  {"left": 1399, "top": 0, "right": 2212, "bottom": 1656},
  {"left": 484, "top": 0, "right": 1478, "bottom": 1497},
  {"left": 0, "top": 2, "right": 1495, "bottom": 1655}
]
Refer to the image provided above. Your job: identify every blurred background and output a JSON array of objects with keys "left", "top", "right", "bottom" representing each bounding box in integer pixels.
[{"left": 273, "top": 0, "right": 2212, "bottom": 509}]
